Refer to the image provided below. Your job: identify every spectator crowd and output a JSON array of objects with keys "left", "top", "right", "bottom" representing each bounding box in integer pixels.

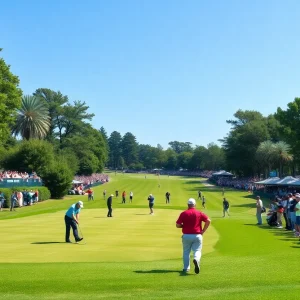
[{"left": 0, "top": 171, "right": 40, "bottom": 181}]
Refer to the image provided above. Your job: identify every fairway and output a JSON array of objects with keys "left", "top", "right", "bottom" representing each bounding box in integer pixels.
[{"left": 1, "top": 173, "right": 300, "bottom": 299}]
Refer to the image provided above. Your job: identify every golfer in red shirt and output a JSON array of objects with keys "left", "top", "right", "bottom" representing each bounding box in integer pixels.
[{"left": 176, "top": 198, "right": 211, "bottom": 274}]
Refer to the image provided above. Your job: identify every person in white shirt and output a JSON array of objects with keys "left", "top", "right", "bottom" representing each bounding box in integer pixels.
[
  {"left": 129, "top": 191, "right": 133, "bottom": 203},
  {"left": 256, "top": 196, "right": 263, "bottom": 225}
]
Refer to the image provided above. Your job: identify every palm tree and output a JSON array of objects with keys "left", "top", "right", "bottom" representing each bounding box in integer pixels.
[
  {"left": 12, "top": 95, "right": 50, "bottom": 140},
  {"left": 256, "top": 141, "right": 276, "bottom": 178},
  {"left": 273, "top": 141, "right": 293, "bottom": 177}
]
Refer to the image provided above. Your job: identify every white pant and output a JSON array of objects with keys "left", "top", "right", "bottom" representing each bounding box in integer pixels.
[{"left": 182, "top": 234, "right": 203, "bottom": 270}]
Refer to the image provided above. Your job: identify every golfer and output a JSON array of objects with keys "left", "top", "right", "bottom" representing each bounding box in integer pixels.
[
  {"left": 107, "top": 194, "right": 114, "bottom": 217},
  {"left": 223, "top": 198, "right": 230, "bottom": 217},
  {"left": 148, "top": 194, "right": 155, "bottom": 214},
  {"left": 176, "top": 198, "right": 211, "bottom": 274},
  {"left": 129, "top": 191, "right": 133, "bottom": 203},
  {"left": 65, "top": 201, "right": 84, "bottom": 243}
]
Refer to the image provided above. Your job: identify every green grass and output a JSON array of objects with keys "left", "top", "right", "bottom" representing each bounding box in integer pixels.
[{"left": 0, "top": 173, "right": 300, "bottom": 299}]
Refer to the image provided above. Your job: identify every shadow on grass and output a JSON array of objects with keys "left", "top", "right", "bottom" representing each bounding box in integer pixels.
[
  {"left": 31, "top": 242, "right": 65, "bottom": 244},
  {"left": 134, "top": 270, "right": 189, "bottom": 276},
  {"left": 135, "top": 214, "right": 149, "bottom": 215}
]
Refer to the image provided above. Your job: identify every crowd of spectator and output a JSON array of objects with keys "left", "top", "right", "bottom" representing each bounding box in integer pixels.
[
  {"left": 0, "top": 171, "right": 40, "bottom": 181},
  {"left": 74, "top": 173, "right": 109, "bottom": 186},
  {"left": 0, "top": 189, "right": 39, "bottom": 211},
  {"left": 215, "top": 177, "right": 260, "bottom": 191}
]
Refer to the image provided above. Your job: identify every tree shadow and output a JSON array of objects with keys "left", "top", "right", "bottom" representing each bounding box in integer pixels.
[
  {"left": 134, "top": 270, "right": 189, "bottom": 276},
  {"left": 31, "top": 242, "right": 66, "bottom": 244}
]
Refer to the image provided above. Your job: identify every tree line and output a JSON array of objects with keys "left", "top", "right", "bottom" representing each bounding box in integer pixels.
[{"left": 1, "top": 49, "right": 299, "bottom": 196}]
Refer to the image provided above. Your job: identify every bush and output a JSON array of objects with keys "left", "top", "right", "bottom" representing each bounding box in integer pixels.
[
  {"left": 0, "top": 186, "right": 51, "bottom": 208},
  {"left": 41, "top": 160, "right": 73, "bottom": 199}
]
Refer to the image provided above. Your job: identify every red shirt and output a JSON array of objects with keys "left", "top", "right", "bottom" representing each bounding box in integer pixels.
[{"left": 176, "top": 208, "right": 209, "bottom": 234}]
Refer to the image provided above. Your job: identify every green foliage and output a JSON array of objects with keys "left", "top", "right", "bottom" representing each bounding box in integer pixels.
[
  {"left": 41, "top": 160, "right": 73, "bottom": 198},
  {"left": 0, "top": 186, "right": 50, "bottom": 208},
  {"left": 108, "top": 131, "right": 122, "bottom": 168},
  {"left": 11, "top": 95, "right": 50, "bottom": 140},
  {"left": 0, "top": 49, "right": 22, "bottom": 144},
  {"left": 3, "top": 139, "right": 54, "bottom": 174},
  {"left": 221, "top": 110, "right": 275, "bottom": 176},
  {"left": 168, "top": 141, "right": 193, "bottom": 153},
  {"left": 121, "top": 132, "right": 138, "bottom": 166}
]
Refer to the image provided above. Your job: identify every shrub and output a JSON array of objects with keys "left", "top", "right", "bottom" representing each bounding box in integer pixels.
[
  {"left": 0, "top": 186, "right": 51, "bottom": 208},
  {"left": 41, "top": 160, "right": 73, "bottom": 199}
]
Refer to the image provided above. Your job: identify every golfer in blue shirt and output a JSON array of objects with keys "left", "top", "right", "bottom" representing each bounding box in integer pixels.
[{"left": 65, "top": 201, "right": 84, "bottom": 243}]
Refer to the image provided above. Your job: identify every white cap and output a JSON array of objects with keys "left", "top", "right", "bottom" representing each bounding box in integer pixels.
[
  {"left": 295, "top": 193, "right": 300, "bottom": 198},
  {"left": 77, "top": 201, "right": 84, "bottom": 208},
  {"left": 110, "top": 194, "right": 114, "bottom": 197},
  {"left": 149, "top": 194, "right": 152, "bottom": 196},
  {"left": 187, "top": 198, "right": 196, "bottom": 205}
]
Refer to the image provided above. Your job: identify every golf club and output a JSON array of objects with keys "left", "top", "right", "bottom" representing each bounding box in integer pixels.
[{"left": 77, "top": 224, "right": 86, "bottom": 245}]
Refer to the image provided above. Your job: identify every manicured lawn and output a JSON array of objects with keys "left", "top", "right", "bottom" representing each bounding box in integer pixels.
[{"left": 0, "top": 173, "right": 300, "bottom": 299}]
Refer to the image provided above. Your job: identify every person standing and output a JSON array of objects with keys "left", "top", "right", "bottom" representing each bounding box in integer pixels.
[
  {"left": 115, "top": 190, "right": 119, "bottom": 198},
  {"left": 0, "top": 191, "right": 5, "bottom": 211},
  {"left": 10, "top": 191, "right": 18, "bottom": 211},
  {"left": 107, "top": 194, "right": 114, "bottom": 217},
  {"left": 256, "top": 196, "right": 263, "bottom": 225},
  {"left": 202, "top": 196, "right": 206, "bottom": 209},
  {"left": 223, "top": 198, "right": 230, "bottom": 217},
  {"left": 197, "top": 190, "right": 202, "bottom": 200},
  {"left": 294, "top": 194, "right": 300, "bottom": 237},
  {"left": 103, "top": 189, "right": 107, "bottom": 199},
  {"left": 176, "top": 198, "right": 211, "bottom": 274},
  {"left": 222, "top": 187, "right": 225, "bottom": 196},
  {"left": 64, "top": 201, "right": 84, "bottom": 243},
  {"left": 289, "top": 193, "right": 297, "bottom": 232},
  {"left": 148, "top": 194, "right": 155, "bottom": 214},
  {"left": 87, "top": 188, "right": 94, "bottom": 201},
  {"left": 122, "top": 191, "right": 126, "bottom": 204},
  {"left": 129, "top": 191, "right": 133, "bottom": 203},
  {"left": 165, "top": 192, "right": 170, "bottom": 204}
]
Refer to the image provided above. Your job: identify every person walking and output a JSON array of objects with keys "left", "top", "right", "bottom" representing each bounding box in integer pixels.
[
  {"left": 122, "top": 191, "right": 126, "bottom": 204},
  {"left": 115, "top": 190, "right": 119, "bottom": 198},
  {"left": 129, "top": 191, "right": 133, "bottom": 203},
  {"left": 176, "top": 198, "right": 211, "bottom": 274},
  {"left": 103, "top": 189, "right": 106, "bottom": 199},
  {"left": 256, "top": 196, "right": 263, "bottom": 225},
  {"left": 165, "top": 192, "right": 170, "bottom": 204},
  {"left": 64, "top": 201, "right": 84, "bottom": 243},
  {"left": 223, "top": 198, "right": 230, "bottom": 217},
  {"left": 148, "top": 194, "right": 155, "bottom": 215},
  {"left": 107, "top": 194, "right": 114, "bottom": 217},
  {"left": 202, "top": 196, "right": 206, "bottom": 209}
]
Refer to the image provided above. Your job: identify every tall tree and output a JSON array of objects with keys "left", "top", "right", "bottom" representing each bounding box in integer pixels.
[
  {"left": 121, "top": 132, "right": 138, "bottom": 167},
  {"left": 0, "top": 49, "right": 22, "bottom": 144},
  {"left": 108, "top": 131, "right": 122, "bottom": 168},
  {"left": 168, "top": 141, "right": 193, "bottom": 153},
  {"left": 275, "top": 98, "right": 300, "bottom": 172},
  {"left": 273, "top": 141, "right": 293, "bottom": 177},
  {"left": 33, "top": 88, "right": 68, "bottom": 142},
  {"left": 12, "top": 95, "right": 50, "bottom": 140},
  {"left": 221, "top": 110, "right": 271, "bottom": 176}
]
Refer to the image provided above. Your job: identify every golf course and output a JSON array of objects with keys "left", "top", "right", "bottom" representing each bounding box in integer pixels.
[{"left": 0, "top": 173, "right": 299, "bottom": 299}]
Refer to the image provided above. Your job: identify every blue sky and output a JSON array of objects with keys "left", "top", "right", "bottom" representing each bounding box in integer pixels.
[{"left": 1, "top": 0, "right": 300, "bottom": 149}]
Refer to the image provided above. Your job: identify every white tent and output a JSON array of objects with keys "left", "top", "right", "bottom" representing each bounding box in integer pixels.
[
  {"left": 276, "top": 176, "right": 300, "bottom": 186},
  {"left": 212, "top": 170, "right": 233, "bottom": 176},
  {"left": 255, "top": 177, "right": 280, "bottom": 185},
  {"left": 72, "top": 180, "right": 83, "bottom": 184}
]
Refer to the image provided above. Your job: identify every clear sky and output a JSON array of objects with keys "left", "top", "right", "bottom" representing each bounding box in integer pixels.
[{"left": 1, "top": 0, "right": 300, "bottom": 149}]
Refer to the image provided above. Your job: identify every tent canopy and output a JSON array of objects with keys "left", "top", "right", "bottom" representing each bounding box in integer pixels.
[
  {"left": 212, "top": 170, "right": 233, "bottom": 176},
  {"left": 72, "top": 180, "right": 83, "bottom": 184},
  {"left": 255, "top": 176, "right": 300, "bottom": 186}
]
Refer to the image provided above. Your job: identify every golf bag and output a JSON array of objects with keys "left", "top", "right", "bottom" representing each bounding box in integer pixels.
[{"left": 267, "top": 211, "right": 277, "bottom": 227}]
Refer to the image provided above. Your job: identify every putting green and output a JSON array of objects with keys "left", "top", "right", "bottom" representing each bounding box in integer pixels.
[{"left": 0, "top": 208, "right": 219, "bottom": 263}]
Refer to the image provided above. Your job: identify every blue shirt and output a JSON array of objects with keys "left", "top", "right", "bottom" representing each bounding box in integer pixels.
[
  {"left": 148, "top": 196, "right": 155, "bottom": 203},
  {"left": 65, "top": 204, "right": 81, "bottom": 218}
]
